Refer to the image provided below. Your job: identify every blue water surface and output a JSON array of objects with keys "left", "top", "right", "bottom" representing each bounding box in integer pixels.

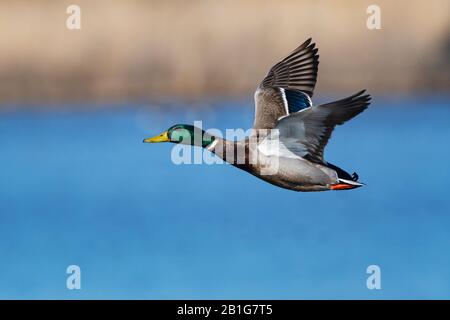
[{"left": 0, "top": 97, "right": 449, "bottom": 299}]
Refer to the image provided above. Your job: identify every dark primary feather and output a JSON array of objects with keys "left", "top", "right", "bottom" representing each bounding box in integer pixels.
[
  {"left": 260, "top": 38, "right": 319, "bottom": 97},
  {"left": 301, "top": 90, "right": 371, "bottom": 163},
  {"left": 277, "top": 90, "right": 371, "bottom": 164},
  {"left": 254, "top": 39, "right": 319, "bottom": 129}
]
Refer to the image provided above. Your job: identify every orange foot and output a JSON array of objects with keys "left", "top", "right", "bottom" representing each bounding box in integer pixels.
[{"left": 330, "top": 183, "right": 361, "bottom": 190}]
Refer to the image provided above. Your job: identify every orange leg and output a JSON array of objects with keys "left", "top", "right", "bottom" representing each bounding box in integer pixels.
[{"left": 330, "top": 183, "right": 360, "bottom": 190}]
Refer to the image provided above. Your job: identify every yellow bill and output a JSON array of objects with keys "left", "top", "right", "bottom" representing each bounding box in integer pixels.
[{"left": 143, "top": 131, "right": 169, "bottom": 143}]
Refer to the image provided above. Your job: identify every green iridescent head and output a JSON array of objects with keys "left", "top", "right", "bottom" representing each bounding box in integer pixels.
[{"left": 143, "top": 124, "right": 215, "bottom": 148}]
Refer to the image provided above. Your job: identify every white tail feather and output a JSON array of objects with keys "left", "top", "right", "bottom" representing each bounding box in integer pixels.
[{"left": 338, "top": 178, "right": 364, "bottom": 186}]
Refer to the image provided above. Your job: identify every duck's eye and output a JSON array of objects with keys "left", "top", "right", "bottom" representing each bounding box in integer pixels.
[{"left": 171, "top": 129, "right": 185, "bottom": 142}]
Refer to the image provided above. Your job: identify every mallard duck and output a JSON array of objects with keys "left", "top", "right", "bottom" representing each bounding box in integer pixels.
[{"left": 143, "top": 38, "right": 371, "bottom": 192}]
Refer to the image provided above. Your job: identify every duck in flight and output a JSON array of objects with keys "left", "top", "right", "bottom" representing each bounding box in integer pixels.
[{"left": 143, "top": 38, "right": 371, "bottom": 192}]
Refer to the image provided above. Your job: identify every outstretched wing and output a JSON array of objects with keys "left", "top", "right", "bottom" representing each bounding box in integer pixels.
[
  {"left": 253, "top": 38, "right": 319, "bottom": 130},
  {"left": 265, "top": 90, "right": 371, "bottom": 164}
]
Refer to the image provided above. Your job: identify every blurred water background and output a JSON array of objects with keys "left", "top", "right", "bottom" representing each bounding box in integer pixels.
[
  {"left": 0, "top": 0, "right": 449, "bottom": 299},
  {"left": 1, "top": 97, "right": 450, "bottom": 299}
]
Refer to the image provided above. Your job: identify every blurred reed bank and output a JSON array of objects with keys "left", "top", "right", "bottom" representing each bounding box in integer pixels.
[{"left": 0, "top": 0, "right": 448, "bottom": 105}]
